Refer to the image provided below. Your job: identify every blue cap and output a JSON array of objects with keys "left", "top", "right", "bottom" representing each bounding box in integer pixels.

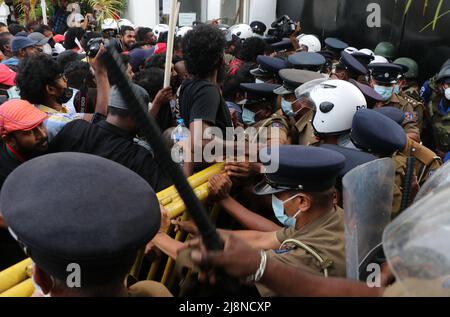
[
  {"left": 368, "top": 63, "right": 403, "bottom": 84},
  {"left": 239, "top": 83, "right": 281, "bottom": 105},
  {"left": 349, "top": 79, "right": 384, "bottom": 103},
  {"left": 373, "top": 106, "right": 405, "bottom": 125},
  {"left": 339, "top": 51, "right": 368, "bottom": 76},
  {"left": 129, "top": 48, "right": 148, "bottom": 73},
  {"left": 271, "top": 39, "right": 293, "bottom": 51},
  {"left": 351, "top": 108, "right": 407, "bottom": 155},
  {"left": 250, "top": 55, "right": 290, "bottom": 78},
  {"left": 288, "top": 52, "right": 326, "bottom": 71},
  {"left": 253, "top": 145, "right": 346, "bottom": 195},
  {"left": 11, "top": 36, "right": 38, "bottom": 53},
  {"left": 324, "top": 38, "right": 349, "bottom": 51},
  {"left": 274, "top": 69, "right": 325, "bottom": 95},
  {"left": 319, "top": 144, "right": 378, "bottom": 178}
]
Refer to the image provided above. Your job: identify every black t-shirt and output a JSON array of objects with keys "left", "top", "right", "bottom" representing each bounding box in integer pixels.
[
  {"left": 48, "top": 120, "right": 171, "bottom": 192},
  {"left": 0, "top": 142, "right": 22, "bottom": 191},
  {"left": 179, "top": 79, "right": 233, "bottom": 137}
]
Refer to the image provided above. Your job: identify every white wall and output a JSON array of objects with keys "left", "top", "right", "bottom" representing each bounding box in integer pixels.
[
  {"left": 206, "top": 0, "right": 221, "bottom": 21},
  {"left": 125, "top": 0, "right": 160, "bottom": 27},
  {"left": 249, "top": 0, "right": 277, "bottom": 28}
]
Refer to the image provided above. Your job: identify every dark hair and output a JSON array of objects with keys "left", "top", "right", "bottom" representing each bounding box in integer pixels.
[
  {"left": 25, "top": 21, "right": 40, "bottom": 32},
  {"left": 238, "top": 37, "right": 267, "bottom": 62},
  {"left": 222, "top": 76, "right": 244, "bottom": 101},
  {"left": 0, "top": 32, "right": 12, "bottom": 55},
  {"left": 35, "top": 24, "right": 52, "bottom": 35},
  {"left": 133, "top": 67, "right": 164, "bottom": 101},
  {"left": 120, "top": 25, "right": 134, "bottom": 36},
  {"left": 16, "top": 54, "right": 62, "bottom": 105},
  {"left": 144, "top": 53, "right": 166, "bottom": 70},
  {"left": 8, "top": 23, "right": 26, "bottom": 36},
  {"left": 81, "top": 31, "right": 102, "bottom": 51},
  {"left": 0, "top": 22, "right": 6, "bottom": 28},
  {"left": 64, "top": 27, "right": 86, "bottom": 50},
  {"left": 136, "top": 27, "right": 152, "bottom": 42},
  {"left": 64, "top": 61, "right": 93, "bottom": 89},
  {"left": 182, "top": 24, "right": 225, "bottom": 79}
]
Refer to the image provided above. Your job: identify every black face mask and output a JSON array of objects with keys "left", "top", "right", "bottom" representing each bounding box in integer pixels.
[{"left": 56, "top": 87, "right": 74, "bottom": 104}]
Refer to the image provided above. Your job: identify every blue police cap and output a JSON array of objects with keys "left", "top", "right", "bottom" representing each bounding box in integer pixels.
[
  {"left": 320, "top": 144, "right": 378, "bottom": 178},
  {"left": 239, "top": 83, "right": 281, "bottom": 105},
  {"left": 0, "top": 153, "right": 161, "bottom": 285},
  {"left": 351, "top": 52, "right": 375, "bottom": 67},
  {"left": 374, "top": 106, "right": 405, "bottom": 125},
  {"left": 254, "top": 145, "right": 346, "bottom": 195},
  {"left": 250, "top": 55, "right": 290, "bottom": 78},
  {"left": 271, "top": 39, "right": 294, "bottom": 51},
  {"left": 349, "top": 79, "right": 384, "bottom": 103},
  {"left": 288, "top": 52, "right": 326, "bottom": 71},
  {"left": 339, "top": 51, "right": 368, "bottom": 76},
  {"left": 324, "top": 37, "right": 349, "bottom": 51},
  {"left": 351, "top": 108, "right": 407, "bottom": 155},
  {"left": 368, "top": 63, "right": 403, "bottom": 84},
  {"left": 274, "top": 69, "right": 326, "bottom": 95}
]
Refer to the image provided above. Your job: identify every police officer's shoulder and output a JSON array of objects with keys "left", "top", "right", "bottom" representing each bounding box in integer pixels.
[
  {"left": 0, "top": 153, "right": 161, "bottom": 285},
  {"left": 269, "top": 113, "right": 290, "bottom": 129},
  {"left": 403, "top": 138, "right": 441, "bottom": 166},
  {"left": 253, "top": 145, "right": 346, "bottom": 196}
]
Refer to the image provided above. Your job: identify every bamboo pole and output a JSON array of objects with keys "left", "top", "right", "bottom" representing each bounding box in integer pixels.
[{"left": 164, "top": 0, "right": 181, "bottom": 88}]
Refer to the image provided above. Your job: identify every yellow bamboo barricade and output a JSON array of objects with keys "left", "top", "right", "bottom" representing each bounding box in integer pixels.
[{"left": 0, "top": 163, "right": 224, "bottom": 296}]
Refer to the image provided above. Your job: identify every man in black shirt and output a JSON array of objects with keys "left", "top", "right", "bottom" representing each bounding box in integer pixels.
[
  {"left": 0, "top": 99, "right": 49, "bottom": 270},
  {"left": 179, "top": 25, "right": 233, "bottom": 175},
  {"left": 49, "top": 84, "right": 170, "bottom": 192}
]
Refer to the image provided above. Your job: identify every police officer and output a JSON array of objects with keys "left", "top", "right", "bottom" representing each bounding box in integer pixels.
[
  {"left": 287, "top": 51, "right": 326, "bottom": 72},
  {"left": 351, "top": 109, "right": 414, "bottom": 217},
  {"left": 239, "top": 83, "right": 290, "bottom": 145},
  {"left": 331, "top": 51, "right": 368, "bottom": 82},
  {"left": 252, "top": 145, "right": 346, "bottom": 296},
  {"left": 250, "top": 55, "right": 290, "bottom": 84},
  {"left": 0, "top": 153, "right": 171, "bottom": 297},
  {"left": 349, "top": 79, "right": 384, "bottom": 109},
  {"left": 324, "top": 37, "right": 349, "bottom": 64},
  {"left": 273, "top": 69, "right": 326, "bottom": 145},
  {"left": 368, "top": 63, "right": 421, "bottom": 142},
  {"left": 423, "top": 65, "right": 450, "bottom": 156}
]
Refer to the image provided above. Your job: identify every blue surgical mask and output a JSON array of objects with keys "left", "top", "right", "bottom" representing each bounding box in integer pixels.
[
  {"left": 242, "top": 107, "right": 256, "bottom": 126},
  {"left": 271, "top": 194, "right": 302, "bottom": 228},
  {"left": 281, "top": 98, "right": 294, "bottom": 116},
  {"left": 394, "top": 84, "right": 400, "bottom": 95},
  {"left": 374, "top": 85, "right": 394, "bottom": 101}
]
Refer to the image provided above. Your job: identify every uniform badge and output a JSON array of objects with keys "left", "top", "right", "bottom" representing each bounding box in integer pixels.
[
  {"left": 404, "top": 112, "right": 415, "bottom": 122},
  {"left": 272, "top": 122, "right": 282, "bottom": 128}
]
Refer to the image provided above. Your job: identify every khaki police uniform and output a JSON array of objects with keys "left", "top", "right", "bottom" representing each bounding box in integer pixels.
[
  {"left": 400, "top": 91, "right": 425, "bottom": 133},
  {"left": 383, "top": 93, "right": 420, "bottom": 137},
  {"left": 128, "top": 281, "right": 173, "bottom": 297},
  {"left": 257, "top": 206, "right": 346, "bottom": 297},
  {"left": 248, "top": 114, "right": 290, "bottom": 146}
]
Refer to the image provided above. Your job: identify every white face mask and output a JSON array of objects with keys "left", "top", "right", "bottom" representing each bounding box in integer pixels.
[{"left": 445, "top": 88, "right": 450, "bottom": 101}]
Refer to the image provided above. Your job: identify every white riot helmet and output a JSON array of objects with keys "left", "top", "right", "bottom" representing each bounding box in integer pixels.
[
  {"left": 359, "top": 48, "right": 375, "bottom": 57},
  {"left": 370, "top": 55, "right": 389, "bottom": 64},
  {"left": 229, "top": 24, "right": 254, "bottom": 40},
  {"left": 101, "top": 18, "right": 118, "bottom": 31},
  {"left": 296, "top": 34, "right": 321, "bottom": 53},
  {"left": 176, "top": 26, "right": 193, "bottom": 38},
  {"left": 66, "top": 13, "right": 85, "bottom": 28},
  {"left": 344, "top": 46, "right": 358, "bottom": 54},
  {"left": 153, "top": 24, "right": 169, "bottom": 40},
  {"left": 309, "top": 80, "right": 367, "bottom": 135},
  {"left": 118, "top": 19, "right": 136, "bottom": 29}
]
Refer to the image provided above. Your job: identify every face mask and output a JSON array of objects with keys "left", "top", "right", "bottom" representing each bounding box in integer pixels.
[
  {"left": 242, "top": 107, "right": 256, "bottom": 126},
  {"left": 271, "top": 194, "right": 302, "bottom": 228},
  {"left": 394, "top": 84, "right": 400, "bottom": 95},
  {"left": 374, "top": 85, "right": 394, "bottom": 101},
  {"left": 445, "top": 88, "right": 450, "bottom": 101},
  {"left": 281, "top": 98, "right": 294, "bottom": 116},
  {"left": 57, "top": 87, "right": 74, "bottom": 104}
]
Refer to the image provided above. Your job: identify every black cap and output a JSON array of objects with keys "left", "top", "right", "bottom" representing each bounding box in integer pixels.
[
  {"left": 239, "top": 83, "right": 281, "bottom": 105},
  {"left": 254, "top": 145, "right": 346, "bottom": 195},
  {"left": 368, "top": 63, "right": 403, "bottom": 84},
  {"left": 1, "top": 153, "right": 161, "bottom": 285},
  {"left": 271, "top": 39, "right": 294, "bottom": 51},
  {"left": 374, "top": 106, "right": 405, "bottom": 125},
  {"left": 324, "top": 37, "right": 349, "bottom": 51},
  {"left": 349, "top": 79, "right": 384, "bottom": 103},
  {"left": 339, "top": 51, "right": 368, "bottom": 76},
  {"left": 351, "top": 109, "right": 407, "bottom": 155},
  {"left": 288, "top": 52, "right": 326, "bottom": 71},
  {"left": 250, "top": 21, "right": 267, "bottom": 35},
  {"left": 351, "top": 52, "right": 375, "bottom": 67}
]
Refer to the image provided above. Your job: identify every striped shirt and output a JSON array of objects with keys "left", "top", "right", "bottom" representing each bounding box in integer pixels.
[{"left": 37, "top": 105, "right": 83, "bottom": 141}]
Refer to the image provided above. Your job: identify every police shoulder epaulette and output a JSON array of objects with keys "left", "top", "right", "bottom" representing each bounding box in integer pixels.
[{"left": 411, "top": 144, "right": 440, "bottom": 166}]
